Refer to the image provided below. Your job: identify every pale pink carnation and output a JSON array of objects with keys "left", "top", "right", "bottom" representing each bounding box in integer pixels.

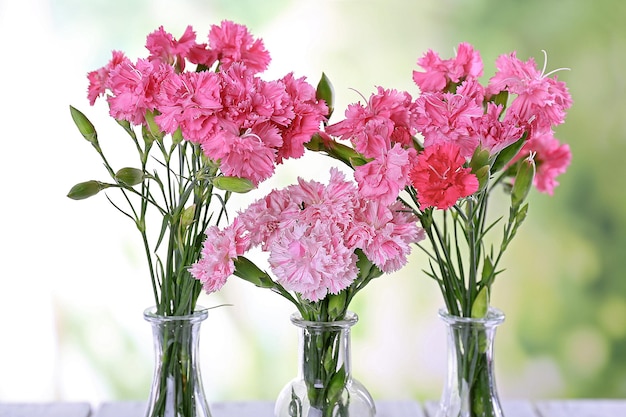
[
  {"left": 354, "top": 199, "right": 423, "bottom": 273},
  {"left": 189, "top": 224, "right": 239, "bottom": 294}
]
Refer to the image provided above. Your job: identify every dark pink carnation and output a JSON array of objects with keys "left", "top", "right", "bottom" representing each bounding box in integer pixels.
[
  {"left": 87, "top": 50, "right": 127, "bottom": 105},
  {"left": 409, "top": 142, "right": 479, "bottom": 209}
]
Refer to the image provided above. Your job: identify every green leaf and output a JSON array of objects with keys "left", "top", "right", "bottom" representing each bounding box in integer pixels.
[
  {"left": 490, "top": 90, "right": 509, "bottom": 108},
  {"left": 233, "top": 256, "right": 275, "bottom": 288},
  {"left": 67, "top": 180, "right": 106, "bottom": 200},
  {"left": 327, "top": 366, "right": 347, "bottom": 404},
  {"left": 69, "top": 106, "right": 98, "bottom": 144},
  {"left": 115, "top": 167, "right": 144, "bottom": 186},
  {"left": 491, "top": 132, "right": 527, "bottom": 174},
  {"left": 213, "top": 176, "right": 255, "bottom": 193},
  {"left": 327, "top": 291, "right": 347, "bottom": 319},
  {"left": 316, "top": 72, "right": 335, "bottom": 118}
]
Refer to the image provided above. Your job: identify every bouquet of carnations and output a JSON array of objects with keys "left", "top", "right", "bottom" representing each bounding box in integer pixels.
[
  {"left": 190, "top": 167, "right": 423, "bottom": 416},
  {"left": 306, "top": 42, "right": 572, "bottom": 417},
  {"left": 67, "top": 21, "right": 329, "bottom": 417}
]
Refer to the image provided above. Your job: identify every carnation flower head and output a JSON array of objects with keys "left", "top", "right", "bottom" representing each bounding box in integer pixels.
[
  {"left": 208, "top": 20, "right": 271, "bottom": 73},
  {"left": 414, "top": 80, "right": 484, "bottom": 158},
  {"left": 354, "top": 143, "right": 417, "bottom": 205},
  {"left": 145, "top": 25, "right": 197, "bottom": 69},
  {"left": 412, "top": 42, "right": 483, "bottom": 93},
  {"left": 487, "top": 51, "right": 572, "bottom": 131},
  {"left": 518, "top": 129, "right": 571, "bottom": 195},
  {"left": 409, "top": 142, "right": 479, "bottom": 209},
  {"left": 106, "top": 58, "right": 174, "bottom": 125},
  {"left": 87, "top": 50, "right": 127, "bottom": 106},
  {"left": 326, "top": 87, "right": 416, "bottom": 159}
]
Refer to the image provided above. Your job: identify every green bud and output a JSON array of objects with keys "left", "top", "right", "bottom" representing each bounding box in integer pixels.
[
  {"left": 511, "top": 157, "right": 535, "bottom": 209},
  {"left": 180, "top": 204, "right": 196, "bottom": 229},
  {"left": 172, "top": 128, "right": 184, "bottom": 145},
  {"left": 69, "top": 106, "right": 98, "bottom": 144},
  {"left": 144, "top": 110, "right": 162, "bottom": 139},
  {"left": 491, "top": 133, "right": 527, "bottom": 174},
  {"left": 213, "top": 176, "right": 255, "bottom": 193},
  {"left": 316, "top": 72, "right": 335, "bottom": 118},
  {"left": 67, "top": 180, "right": 105, "bottom": 200},
  {"left": 471, "top": 286, "right": 489, "bottom": 319},
  {"left": 473, "top": 165, "right": 490, "bottom": 192},
  {"left": 115, "top": 167, "right": 144, "bottom": 186},
  {"left": 469, "top": 146, "right": 491, "bottom": 172}
]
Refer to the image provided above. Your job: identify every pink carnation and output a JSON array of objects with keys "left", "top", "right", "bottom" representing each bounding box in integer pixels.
[
  {"left": 520, "top": 130, "right": 572, "bottom": 195},
  {"left": 87, "top": 50, "right": 127, "bottom": 105},
  {"left": 208, "top": 20, "right": 271, "bottom": 73},
  {"left": 145, "top": 25, "right": 197, "bottom": 69},
  {"left": 106, "top": 58, "right": 173, "bottom": 125},
  {"left": 412, "top": 42, "right": 483, "bottom": 93},
  {"left": 487, "top": 52, "right": 572, "bottom": 130},
  {"left": 409, "top": 142, "right": 479, "bottom": 209},
  {"left": 474, "top": 102, "right": 525, "bottom": 154},
  {"left": 414, "top": 80, "right": 484, "bottom": 158},
  {"left": 354, "top": 143, "right": 417, "bottom": 205},
  {"left": 326, "top": 87, "right": 416, "bottom": 159}
]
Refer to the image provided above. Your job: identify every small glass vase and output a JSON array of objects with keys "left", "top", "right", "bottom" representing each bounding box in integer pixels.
[
  {"left": 436, "top": 307, "right": 505, "bottom": 417},
  {"left": 274, "top": 311, "right": 376, "bottom": 417},
  {"left": 143, "top": 306, "right": 212, "bottom": 417}
]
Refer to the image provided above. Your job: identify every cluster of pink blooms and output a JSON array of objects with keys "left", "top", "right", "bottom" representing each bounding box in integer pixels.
[
  {"left": 189, "top": 168, "right": 424, "bottom": 302},
  {"left": 325, "top": 42, "right": 572, "bottom": 209},
  {"left": 87, "top": 21, "right": 328, "bottom": 185}
]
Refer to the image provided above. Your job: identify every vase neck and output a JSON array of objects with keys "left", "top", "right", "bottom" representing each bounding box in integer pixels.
[{"left": 291, "top": 312, "right": 357, "bottom": 381}]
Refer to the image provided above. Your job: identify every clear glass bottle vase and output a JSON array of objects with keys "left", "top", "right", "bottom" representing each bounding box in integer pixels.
[
  {"left": 143, "top": 307, "right": 212, "bottom": 417},
  {"left": 436, "top": 307, "right": 505, "bottom": 417},
  {"left": 274, "top": 311, "right": 376, "bottom": 417}
]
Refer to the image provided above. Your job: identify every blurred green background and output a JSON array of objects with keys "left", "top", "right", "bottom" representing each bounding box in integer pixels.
[{"left": 0, "top": 0, "right": 624, "bottom": 404}]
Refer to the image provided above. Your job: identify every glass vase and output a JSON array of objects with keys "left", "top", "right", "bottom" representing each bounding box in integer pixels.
[
  {"left": 436, "top": 307, "right": 505, "bottom": 417},
  {"left": 274, "top": 311, "right": 376, "bottom": 417},
  {"left": 143, "top": 307, "right": 212, "bottom": 417}
]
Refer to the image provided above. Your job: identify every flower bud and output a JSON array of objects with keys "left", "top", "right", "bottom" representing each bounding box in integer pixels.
[
  {"left": 233, "top": 256, "right": 275, "bottom": 288},
  {"left": 471, "top": 286, "right": 489, "bottom": 319},
  {"left": 67, "top": 180, "right": 104, "bottom": 200},
  {"left": 213, "top": 176, "right": 255, "bottom": 193},
  {"left": 180, "top": 204, "right": 196, "bottom": 229},
  {"left": 511, "top": 156, "right": 535, "bottom": 209},
  {"left": 316, "top": 72, "right": 335, "bottom": 118},
  {"left": 115, "top": 167, "right": 144, "bottom": 186},
  {"left": 69, "top": 106, "right": 98, "bottom": 144}
]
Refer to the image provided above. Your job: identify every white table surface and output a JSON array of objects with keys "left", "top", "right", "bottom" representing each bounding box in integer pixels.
[{"left": 1, "top": 399, "right": 626, "bottom": 417}]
